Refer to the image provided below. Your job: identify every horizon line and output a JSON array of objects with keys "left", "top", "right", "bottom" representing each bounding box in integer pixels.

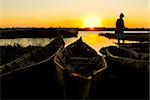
[{"left": 0, "top": 27, "right": 149, "bottom": 29}]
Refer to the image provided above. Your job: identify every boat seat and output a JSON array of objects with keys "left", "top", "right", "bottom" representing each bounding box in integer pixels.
[
  {"left": 69, "top": 62, "right": 95, "bottom": 65},
  {"left": 66, "top": 63, "right": 94, "bottom": 76},
  {"left": 68, "top": 57, "right": 95, "bottom": 66}
]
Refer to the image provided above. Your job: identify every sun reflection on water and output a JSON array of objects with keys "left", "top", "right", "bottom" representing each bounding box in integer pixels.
[{"left": 78, "top": 32, "right": 117, "bottom": 53}]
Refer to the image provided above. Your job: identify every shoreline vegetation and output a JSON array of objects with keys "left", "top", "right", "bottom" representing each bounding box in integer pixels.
[{"left": 0, "top": 27, "right": 149, "bottom": 39}]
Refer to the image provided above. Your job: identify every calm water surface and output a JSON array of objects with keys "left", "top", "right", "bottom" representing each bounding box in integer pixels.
[{"left": 0, "top": 31, "right": 140, "bottom": 54}]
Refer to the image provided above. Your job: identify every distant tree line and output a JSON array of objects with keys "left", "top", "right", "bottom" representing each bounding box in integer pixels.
[{"left": 0, "top": 28, "right": 78, "bottom": 39}]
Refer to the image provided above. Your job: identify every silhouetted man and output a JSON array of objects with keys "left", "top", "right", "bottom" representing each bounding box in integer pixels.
[{"left": 115, "top": 13, "right": 125, "bottom": 44}]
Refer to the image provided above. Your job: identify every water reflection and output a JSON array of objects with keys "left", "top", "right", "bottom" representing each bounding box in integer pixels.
[
  {"left": 0, "top": 31, "right": 139, "bottom": 53},
  {"left": 78, "top": 32, "right": 117, "bottom": 53},
  {"left": 77, "top": 31, "right": 139, "bottom": 53}
]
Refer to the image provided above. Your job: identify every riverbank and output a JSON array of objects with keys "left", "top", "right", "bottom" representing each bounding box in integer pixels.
[{"left": 99, "top": 33, "right": 149, "bottom": 41}]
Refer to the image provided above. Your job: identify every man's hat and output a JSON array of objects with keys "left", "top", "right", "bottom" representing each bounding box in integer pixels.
[{"left": 120, "top": 13, "right": 124, "bottom": 17}]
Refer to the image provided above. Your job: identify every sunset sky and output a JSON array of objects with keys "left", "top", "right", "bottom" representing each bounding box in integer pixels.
[{"left": 0, "top": 0, "right": 149, "bottom": 28}]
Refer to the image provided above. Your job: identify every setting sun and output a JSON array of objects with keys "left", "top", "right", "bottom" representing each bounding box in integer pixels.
[{"left": 83, "top": 16, "right": 101, "bottom": 28}]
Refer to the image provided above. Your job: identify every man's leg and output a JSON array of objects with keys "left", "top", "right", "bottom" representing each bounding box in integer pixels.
[
  {"left": 118, "top": 38, "right": 120, "bottom": 45},
  {"left": 121, "top": 30, "right": 124, "bottom": 44},
  {"left": 122, "top": 39, "right": 124, "bottom": 44}
]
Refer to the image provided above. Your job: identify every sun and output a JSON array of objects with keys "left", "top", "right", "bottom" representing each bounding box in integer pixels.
[{"left": 83, "top": 16, "right": 101, "bottom": 28}]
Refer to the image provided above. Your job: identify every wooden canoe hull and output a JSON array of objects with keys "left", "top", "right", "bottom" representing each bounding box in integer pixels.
[
  {"left": 105, "top": 46, "right": 149, "bottom": 76},
  {"left": 1, "top": 36, "right": 65, "bottom": 99},
  {"left": 54, "top": 37, "right": 107, "bottom": 98},
  {"left": 0, "top": 36, "right": 65, "bottom": 77}
]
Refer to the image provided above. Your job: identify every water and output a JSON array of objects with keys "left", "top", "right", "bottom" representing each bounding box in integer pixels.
[{"left": 0, "top": 31, "right": 142, "bottom": 54}]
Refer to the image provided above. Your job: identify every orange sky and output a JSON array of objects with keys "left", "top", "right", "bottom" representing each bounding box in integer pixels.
[{"left": 0, "top": 0, "right": 149, "bottom": 28}]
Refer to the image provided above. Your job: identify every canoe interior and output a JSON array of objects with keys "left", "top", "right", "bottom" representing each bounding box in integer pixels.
[
  {"left": 55, "top": 38, "right": 106, "bottom": 77},
  {"left": 107, "top": 46, "right": 149, "bottom": 60},
  {"left": 114, "top": 42, "right": 149, "bottom": 53}
]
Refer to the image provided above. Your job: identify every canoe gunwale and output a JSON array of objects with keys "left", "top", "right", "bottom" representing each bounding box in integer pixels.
[{"left": 93, "top": 56, "right": 107, "bottom": 75}]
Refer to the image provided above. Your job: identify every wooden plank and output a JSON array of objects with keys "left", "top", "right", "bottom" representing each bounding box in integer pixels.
[{"left": 69, "top": 57, "right": 89, "bottom": 61}]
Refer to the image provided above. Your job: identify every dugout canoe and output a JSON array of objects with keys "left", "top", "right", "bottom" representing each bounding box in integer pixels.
[
  {"left": 54, "top": 37, "right": 107, "bottom": 98},
  {"left": 105, "top": 46, "right": 149, "bottom": 76},
  {"left": 0, "top": 36, "right": 65, "bottom": 77}
]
